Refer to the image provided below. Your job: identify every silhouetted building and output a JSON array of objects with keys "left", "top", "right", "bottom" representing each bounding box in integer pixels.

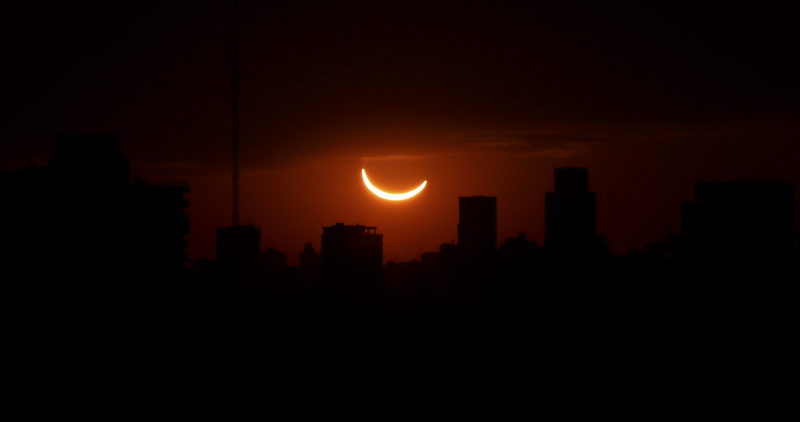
[
  {"left": 499, "top": 232, "right": 539, "bottom": 266},
  {"left": 0, "top": 134, "right": 189, "bottom": 284},
  {"left": 545, "top": 167, "right": 597, "bottom": 252},
  {"left": 216, "top": 224, "right": 261, "bottom": 282},
  {"left": 0, "top": 166, "right": 50, "bottom": 272},
  {"left": 383, "top": 259, "right": 424, "bottom": 291},
  {"left": 321, "top": 223, "right": 383, "bottom": 284},
  {"left": 299, "top": 241, "right": 322, "bottom": 283},
  {"left": 458, "top": 196, "right": 497, "bottom": 257},
  {"left": 261, "top": 247, "right": 288, "bottom": 273},
  {"left": 49, "top": 134, "right": 130, "bottom": 189},
  {"left": 681, "top": 180, "right": 793, "bottom": 262},
  {"left": 439, "top": 242, "right": 460, "bottom": 261},
  {"left": 129, "top": 177, "right": 190, "bottom": 275},
  {"left": 299, "top": 242, "right": 321, "bottom": 270},
  {"left": 420, "top": 241, "right": 460, "bottom": 267},
  {"left": 421, "top": 251, "right": 439, "bottom": 264},
  {"left": 681, "top": 202, "right": 697, "bottom": 239}
]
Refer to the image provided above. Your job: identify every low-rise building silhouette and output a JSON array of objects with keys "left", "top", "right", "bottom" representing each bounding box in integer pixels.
[
  {"left": 130, "top": 176, "right": 190, "bottom": 276},
  {"left": 299, "top": 241, "right": 322, "bottom": 283},
  {"left": 458, "top": 196, "right": 497, "bottom": 257},
  {"left": 681, "top": 180, "right": 793, "bottom": 262},
  {"left": 261, "top": 247, "right": 288, "bottom": 273},
  {"left": 299, "top": 242, "right": 321, "bottom": 270},
  {"left": 321, "top": 223, "right": 383, "bottom": 284},
  {"left": 216, "top": 224, "right": 261, "bottom": 282},
  {"left": 499, "top": 232, "right": 539, "bottom": 266}
]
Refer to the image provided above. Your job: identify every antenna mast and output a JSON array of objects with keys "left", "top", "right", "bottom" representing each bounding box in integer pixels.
[{"left": 231, "top": 0, "right": 240, "bottom": 226}]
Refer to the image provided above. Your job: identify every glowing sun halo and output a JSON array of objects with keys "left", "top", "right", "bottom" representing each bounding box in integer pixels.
[{"left": 362, "top": 169, "right": 427, "bottom": 200}]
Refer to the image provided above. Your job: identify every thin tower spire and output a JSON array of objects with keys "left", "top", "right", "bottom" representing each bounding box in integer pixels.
[{"left": 231, "top": 0, "right": 240, "bottom": 226}]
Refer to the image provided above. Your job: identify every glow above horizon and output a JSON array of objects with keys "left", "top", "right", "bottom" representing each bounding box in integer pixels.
[{"left": 361, "top": 169, "right": 427, "bottom": 200}]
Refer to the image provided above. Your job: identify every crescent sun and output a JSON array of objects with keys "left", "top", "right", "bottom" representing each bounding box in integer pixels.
[{"left": 362, "top": 169, "right": 427, "bottom": 200}]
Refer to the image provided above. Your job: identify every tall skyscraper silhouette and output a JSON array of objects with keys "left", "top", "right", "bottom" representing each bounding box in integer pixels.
[
  {"left": 545, "top": 167, "right": 597, "bottom": 252},
  {"left": 458, "top": 196, "right": 497, "bottom": 257}
]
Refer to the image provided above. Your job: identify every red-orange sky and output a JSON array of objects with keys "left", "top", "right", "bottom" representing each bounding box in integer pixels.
[
  {"left": 2, "top": 1, "right": 798, "bottom": 264},
  {"left": 182, "top": 122, "right": 800, "bottom": 265}
]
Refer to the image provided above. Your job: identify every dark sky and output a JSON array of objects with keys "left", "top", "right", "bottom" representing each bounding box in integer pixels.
[{"left": 2, "top": 1, "right": 798, "bottom": 263}]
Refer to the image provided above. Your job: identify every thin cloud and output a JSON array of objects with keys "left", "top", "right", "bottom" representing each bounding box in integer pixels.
[
  {"left": 132, "top": 162, "right": 205, "bottom": 171},
  {"left": 362, "top": 154, "right": 429, "bottom": 162},
  {"left": 458, "top": 133, "right": 602, "bottom": 157}
]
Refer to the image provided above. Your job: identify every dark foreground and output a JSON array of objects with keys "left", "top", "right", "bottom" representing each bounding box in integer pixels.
[{"left": 4, "top": 263, "right": 793, "bottom": 414}]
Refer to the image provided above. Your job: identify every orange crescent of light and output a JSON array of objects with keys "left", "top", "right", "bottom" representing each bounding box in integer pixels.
[{"left": 362, "top": 169, "right": 427, "bottom": 200}]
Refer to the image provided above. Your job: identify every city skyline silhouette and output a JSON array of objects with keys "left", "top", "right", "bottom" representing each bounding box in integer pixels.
[
  {"left": 3, "top": 1, "right": 800, "bottom": 267},
  {"left": 4, "top": 137, "right": 795, "bottom": 407},
  {"left": 6, "top": 137, "right": 797, "bottom": 269},
  {"left": 2, "top": 0, "right": 798, "bottom": 410}
]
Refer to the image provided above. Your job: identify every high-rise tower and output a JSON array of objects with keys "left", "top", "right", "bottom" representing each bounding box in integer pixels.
[{"left": 545, "top": 167, "right": 597, "bottom": 251}]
